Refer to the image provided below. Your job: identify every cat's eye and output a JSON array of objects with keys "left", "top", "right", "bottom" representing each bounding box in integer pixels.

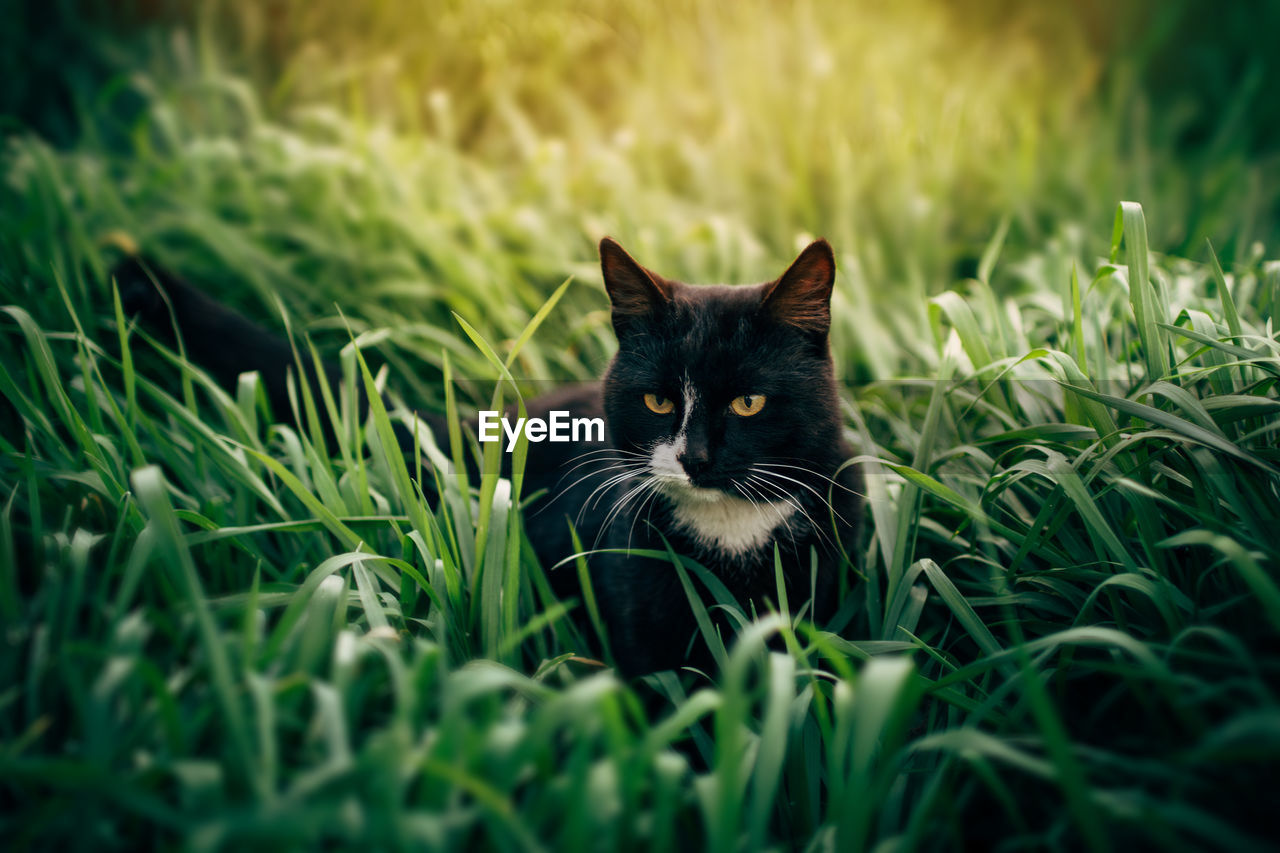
[
  {"left": 730, "top": 394, "right": 766, "bottom": 417},
  {"left": 644, "top": 393, "right": 675, "bottom": 414}
]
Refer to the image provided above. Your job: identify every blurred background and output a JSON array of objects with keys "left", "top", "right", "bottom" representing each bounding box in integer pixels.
[{"left": 2, "top": 0, "right": 1277, "bottom": 383}]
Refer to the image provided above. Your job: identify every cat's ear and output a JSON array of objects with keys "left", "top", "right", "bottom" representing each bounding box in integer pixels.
[
  {"left": 762, "top": 239, "right": 835, "bottom": 334},
  {"left": 600, "top": 237, "right": 671, "bottom": 328}
]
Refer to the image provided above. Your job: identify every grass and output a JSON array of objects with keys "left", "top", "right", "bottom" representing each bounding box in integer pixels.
[{"left": 3, "top": 1, "right": 1280, "bottom": 849}]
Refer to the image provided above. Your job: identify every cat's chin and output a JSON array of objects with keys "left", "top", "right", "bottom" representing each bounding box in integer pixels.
[
  {"left": 652, "top": 477, "right": 730, "bottom": 504},
  {"left": 650, "top": 475, "right": 800, "bottom": 556}
]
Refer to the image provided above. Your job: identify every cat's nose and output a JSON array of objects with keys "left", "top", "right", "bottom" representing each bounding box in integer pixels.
[
  {"left": 678, "top": 443, "right": 712, "bottom": 478},
  {"left": 679, "top": 416, "right": 714, "bottom": 479}
]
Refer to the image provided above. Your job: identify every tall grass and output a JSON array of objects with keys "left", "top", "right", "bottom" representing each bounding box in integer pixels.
[
  {"left": 5, "top": 193, "right": 1277, "bottom": 847},
  {"left": 3, "top": 2, "right": 1279, "bottom": 849}
]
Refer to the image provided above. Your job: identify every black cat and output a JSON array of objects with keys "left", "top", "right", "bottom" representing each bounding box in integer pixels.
[{"left": 115, "top": 238, "right": 862, "bottom": 676}]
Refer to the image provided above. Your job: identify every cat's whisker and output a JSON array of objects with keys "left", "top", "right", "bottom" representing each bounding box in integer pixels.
[
  {"left": 593, "top": 476, "right": 660, "bottom": 552},
  {"left": 553, "top": 466, "right": 642, "bottom": 504},
  {"left": 531, "top": 459, "right": 644, "bottom": 520},
  {"left": 752, "top": 492, "right": 828, "bottom": 552},
  {"left": 747, "top": 474, "right": 834, "bottom": 548},
  {"left": 757, "top": 459, "right": 862, "bottom": 490},
  {"left": 554, "top": 450, "right": 648, "bottom": 485},
  {"left": 757, "top": 460, "right": 868, "bottom": 500},
  {"left": 750, "top": 466, "right": 830, "bottom": 509},
  {"left": 732, "top": 480, "right": 780, "bottom": 538},
  {"left": 737, "top": 473, "right": 824, "bottom": 555},
  {"left": 577, "top": 469, "right": 646, "bottom": 523},
  {"left": 565, "top": 465, "right": 648, "bottom": 527},
  {"left": 558, "top": 452, "right": 645, "bottom": 477},
  {"left": 556, "top": 458, "right": 644, "bottom": 496},
  {"left": 642, "top": 480, "right": 662, "bottom": 532},
  {"left": 731, "top": 479, "right": 799, "bottom": 551},
  {"left": 754, "top": 462, "right": 849, "bottom": 498},
  {"left": 602, "top": 479, "right": 652, "bottom": 529},
  {"left": 577, "top": 486, "right": 630, "bottom": 532},
  {"left": 749, "top": 465, "right": 852, "bottom": 528},
  {"left": 740, "top": 476, "right": 815, "bottom": 547},
  {"left": 611, "top": 478, "right": 664, "bottom": 533},
  {"left": 751, "top": 478, "right": 839, "bottom": 547},
  {"left": 747, "top": 468, "right": 839, "bottom": 535},
  {"left": 624, "top": 479, "right": 666, "bottom": 554},
  {"left": 562, "top": 446, "right": 649, "bottom": 466}
]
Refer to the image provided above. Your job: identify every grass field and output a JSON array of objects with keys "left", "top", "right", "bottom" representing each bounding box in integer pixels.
[{"left": 2, "top": 1, "right": 1279, "bottom": 849}]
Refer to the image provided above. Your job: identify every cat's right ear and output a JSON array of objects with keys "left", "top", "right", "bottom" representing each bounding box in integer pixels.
[
  {"left": 600, "top": 237, "right": 671, "bottom": 330},
  {"left": 762, "top": 239, "right": 836, "bottom": 335}
]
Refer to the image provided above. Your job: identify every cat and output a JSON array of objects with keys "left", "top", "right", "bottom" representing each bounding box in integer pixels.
[{"left": 114, "top": 237, "right": 863, "bottom": 676}]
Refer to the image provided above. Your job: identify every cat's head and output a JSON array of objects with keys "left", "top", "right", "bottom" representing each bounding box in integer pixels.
[{"left": 599, "top": 237, "right": 844, "bottom": 551}]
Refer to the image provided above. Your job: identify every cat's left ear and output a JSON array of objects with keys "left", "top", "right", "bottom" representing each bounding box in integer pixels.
[{"left": 762, "top": 239, "right": 836, "bottom": 335}]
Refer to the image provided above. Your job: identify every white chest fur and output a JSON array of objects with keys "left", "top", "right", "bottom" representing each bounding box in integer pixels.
[{"left": 666, "top": 489, "right": 798, "bottom": 556}]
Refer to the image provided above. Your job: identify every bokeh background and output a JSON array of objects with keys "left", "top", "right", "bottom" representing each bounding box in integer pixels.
[{"left": 4, "top": 0, "right": 1278, "bottom": 381}]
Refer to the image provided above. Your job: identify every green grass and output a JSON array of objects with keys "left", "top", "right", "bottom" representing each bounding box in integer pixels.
[{"left": 3, "top": 2, "right": 1280, "bottom": 849}]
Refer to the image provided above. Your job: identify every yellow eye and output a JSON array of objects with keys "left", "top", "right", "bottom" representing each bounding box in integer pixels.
[
  {"left": 644, "top": 393, "right": 675, "bottom": 414},
  {"left": 730, "top": 394, "right": 766, "bottom": 416}
]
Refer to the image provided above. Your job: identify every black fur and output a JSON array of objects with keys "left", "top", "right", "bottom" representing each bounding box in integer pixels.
[{"left": 113, "top": 239, "right": 862, "bottom": 677}]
